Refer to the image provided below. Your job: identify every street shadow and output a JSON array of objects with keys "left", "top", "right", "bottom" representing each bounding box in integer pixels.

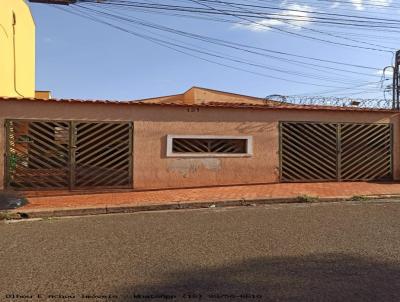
[{"left": 114, "top": 253, "right": 400, "bottom": 301}]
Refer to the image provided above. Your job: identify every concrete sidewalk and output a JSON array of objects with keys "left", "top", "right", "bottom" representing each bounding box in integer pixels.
[{"left": 5, "top": 181, "right": 400, "bottom": 218}]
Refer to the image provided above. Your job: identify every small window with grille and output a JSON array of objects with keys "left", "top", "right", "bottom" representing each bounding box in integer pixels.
[{"left": 166, "top": 135, "right": 253, "bottom": 157}]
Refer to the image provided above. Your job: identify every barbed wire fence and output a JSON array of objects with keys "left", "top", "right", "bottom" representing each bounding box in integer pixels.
[{"left": 266, "top": 94, "right": 393, "bottom": 109}]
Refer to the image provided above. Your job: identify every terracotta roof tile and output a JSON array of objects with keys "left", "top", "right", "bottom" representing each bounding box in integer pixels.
[{"left": 0, "top": 96, "right": 397, "bottom": 113}]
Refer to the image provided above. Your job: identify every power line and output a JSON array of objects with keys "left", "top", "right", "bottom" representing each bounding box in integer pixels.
[
  {"left": 78, "top": 0, "right": 400, "bottom": 30},
  {"left": 44, "top": 0, "right": 393, "bottom": 99},
  {"left": 308, "top": 0, "right": 400, "bottom": 10},
  {"left": 75, "top": 3, "right": 385, "bottom": 70},
  {"left": 202, "top": 0, "right": 394, "bottom": 51},
  {"left": 73, "top": 5, "right": 361, "bottom": 84},
  {"left": 77, "top": 4, "right": 384, "bottom": 78},
  {"left": 58, "top": 5, "right": 376, "bottom": 89},
  {"left": 85, "top": 0, "right": 394, "bottom": 52},
  {"left": 184, "top": 0, "right": 400, "bottom": 25},
  {"left": 186, "top": 0, "right": 394, "bottom": 52}
]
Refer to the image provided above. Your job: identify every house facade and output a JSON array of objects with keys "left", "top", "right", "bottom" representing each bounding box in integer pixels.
[
  {"left": 0, "top": 1, "right": 397, "bottom": 194},
  {"left": 1, "top": 88, "right": 398, "bottom": 193}
]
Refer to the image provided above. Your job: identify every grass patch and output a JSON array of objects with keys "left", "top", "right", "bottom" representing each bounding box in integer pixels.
[
  {"left": 0, "top": 211, "right": 21, "bottom": 220},
  {"left": 296, "top": 194, "right": 319, "bottom": 203},
  {"left": 350, "top": 195, "right": 369, "bottom": 201}
]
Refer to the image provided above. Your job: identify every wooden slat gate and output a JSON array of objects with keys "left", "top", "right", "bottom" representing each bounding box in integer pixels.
[
  {"left": 280, "top": 122, "right": 392, "bottom": 182},
  {"left": 5, "top": 120, "right": 133, "bottom": 190}
]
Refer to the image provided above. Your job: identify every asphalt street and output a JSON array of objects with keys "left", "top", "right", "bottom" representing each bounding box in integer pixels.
[{"left": 1, "top": 200, "right": 400, "bottom": 302}]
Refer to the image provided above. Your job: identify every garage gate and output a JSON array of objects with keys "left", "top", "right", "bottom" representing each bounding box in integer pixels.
[
  {"left": 280, "top": 122, "right": 393, "bottom": 182},
  {"left": 5, "top": 120, "right": 133, "bottom": 190}
]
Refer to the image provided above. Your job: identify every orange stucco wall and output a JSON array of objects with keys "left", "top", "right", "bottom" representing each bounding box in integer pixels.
[{"left": 0, "top": 100, "right": 399, "bottom": 191}]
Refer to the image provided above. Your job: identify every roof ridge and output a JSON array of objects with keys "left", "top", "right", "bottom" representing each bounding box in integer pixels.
[{"left": 0, "top": 96, "right": 396, "bottom": 113}]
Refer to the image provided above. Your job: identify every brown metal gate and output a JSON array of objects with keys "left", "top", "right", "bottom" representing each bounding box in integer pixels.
[
  {"left": 280, "top": 122, "right": 392, "bottom": 182},
  {"left": 340, "top": 123, "right": 392, "bottom": 180},
  {"left": 5, "top": 120, "right": 133, "bottom": 190}
]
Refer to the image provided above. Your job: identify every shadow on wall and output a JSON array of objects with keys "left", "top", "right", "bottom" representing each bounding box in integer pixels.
[{"left": 114, "top": 253, "right": 400, "bottom": 301}]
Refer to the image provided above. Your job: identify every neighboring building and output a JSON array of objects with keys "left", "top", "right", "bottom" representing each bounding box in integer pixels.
[
  {"left": 138, "top": 86, "right": 283, "bottom": 106},
  {"left": 0, "top": 0, "right": 35, "bottom": 98}
]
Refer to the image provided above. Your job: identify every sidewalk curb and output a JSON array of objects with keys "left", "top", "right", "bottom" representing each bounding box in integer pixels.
[{"left": 3, "top": 194, "right": 398, "bottom": 220}]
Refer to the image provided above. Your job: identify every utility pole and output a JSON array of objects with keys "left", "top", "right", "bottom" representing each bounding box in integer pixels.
[{"left": 393, "top": 50, "right": 400, "bottom": 110}]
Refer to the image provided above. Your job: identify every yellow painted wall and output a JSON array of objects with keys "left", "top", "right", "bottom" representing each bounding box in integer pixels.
[{"left": 0, "top": 0, "right": 35, "bottom": 98}]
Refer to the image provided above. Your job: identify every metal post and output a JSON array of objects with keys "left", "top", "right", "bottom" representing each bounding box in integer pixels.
[
  {"left": 336, "top": 123, "right": 341, "bottom": 182},
  {"left": 393, "top": 65, "right": 397, "bottom": 110},
  {"left": 397, "top": 51, "right": 400, "bottom": 110},
  {"left": 4, "top": 120, "right": 10, "bottom": 190},
  {"left": 393, "top": 50, "right": 400, "bottom": 110},
  {"left": 69, "top": 121, "right": 76, "bottom": 190},
  {"left": 278, "top": 122, "right": 283, "bottom": 182}
]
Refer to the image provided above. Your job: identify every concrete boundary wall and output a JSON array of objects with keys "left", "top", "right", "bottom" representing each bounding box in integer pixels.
[{"left": 0, "top": 100, "right": 399, "bottom": 191}]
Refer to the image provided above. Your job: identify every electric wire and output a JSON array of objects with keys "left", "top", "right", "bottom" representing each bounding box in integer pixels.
[
  {"left": 57, "top": 5, "right": 377, "bottom": 89},
  {"left": 77, "top": 4, "right": 384, "bottom": 79}
]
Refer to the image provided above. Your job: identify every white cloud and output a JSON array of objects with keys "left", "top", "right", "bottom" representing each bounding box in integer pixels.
[
  {"left": 236, "top": 3, "right": 312, "bottom": 32},
  {"left": 330, "top": 2, "right": 341, "bottom": 9},
  {"left": 369, "top": 0, "right": 392, "bottom": 7},
  {"left": 282, "top": 4, "right": 312, "bottom": 29},
  {"left": 235, "top": 0, "right": 393, "bottom": 33},
  {"left": 351, "top": 0, "right": 364, "bottom": 10},
  {"left": 237, "top": 19, "right": 282, "bottom": 32},
  {"left": 349, "top": 0, "right": 392, "bottom": 10}
]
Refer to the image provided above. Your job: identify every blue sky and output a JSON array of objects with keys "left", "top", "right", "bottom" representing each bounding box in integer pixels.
[{"left": 29, "top": 0, "right": 396, "bottom": 100}]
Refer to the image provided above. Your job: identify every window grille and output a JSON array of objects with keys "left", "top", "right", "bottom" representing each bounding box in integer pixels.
[{"left": 167, "top": 135, "right": 252, "bottom": 157}]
